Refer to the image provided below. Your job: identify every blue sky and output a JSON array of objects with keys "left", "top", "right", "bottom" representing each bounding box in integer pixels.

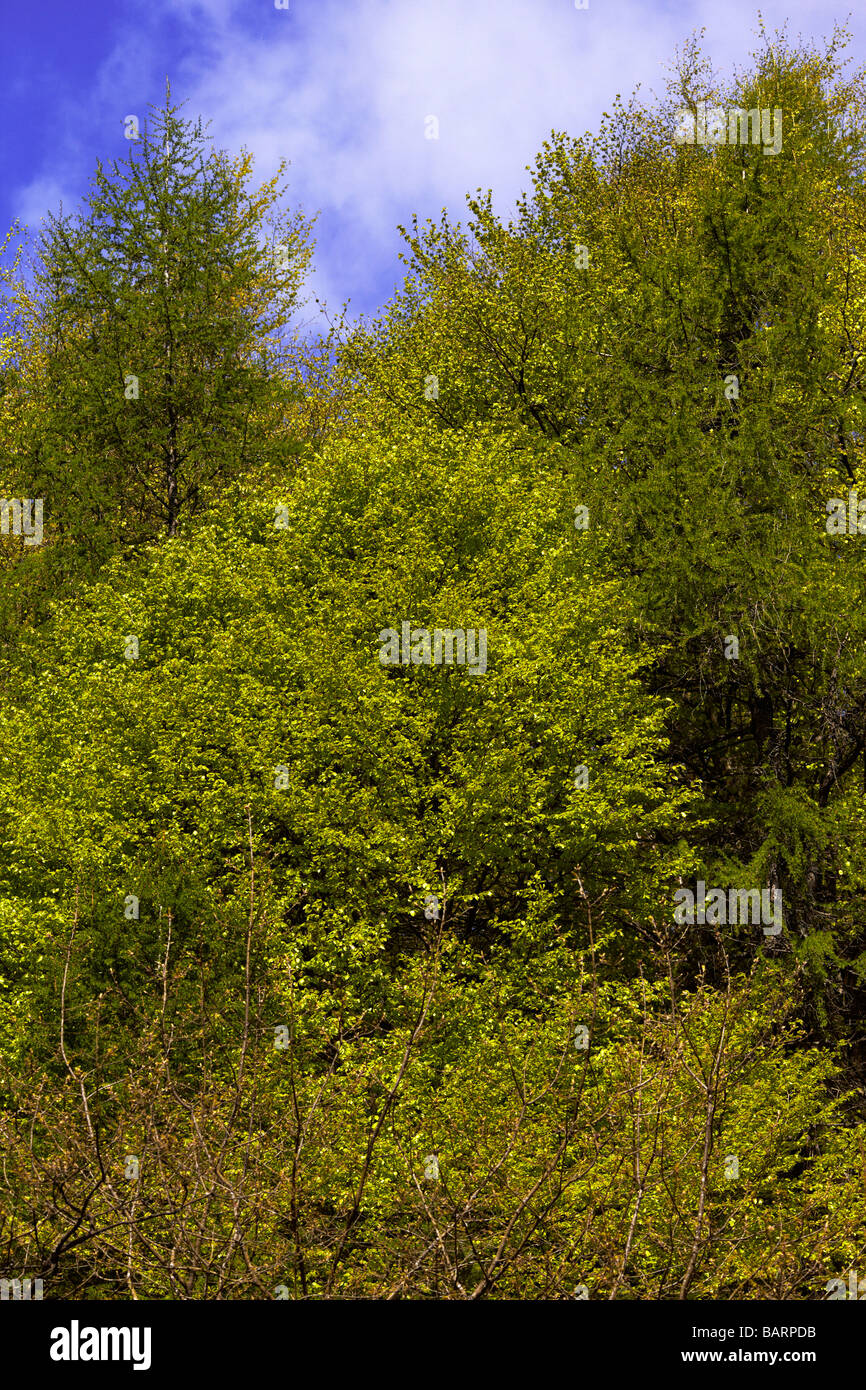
[{"left": 3, "top": 0, "right": 863, "bottom": 331}]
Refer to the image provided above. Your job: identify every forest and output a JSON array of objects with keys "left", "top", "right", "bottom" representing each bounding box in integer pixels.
[{"left": 1, "top": 26, "right": 865, "bottom": 1301}]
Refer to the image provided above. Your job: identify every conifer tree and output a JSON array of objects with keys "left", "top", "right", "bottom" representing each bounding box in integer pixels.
[{"left": 6, "top": 86, "right": 313, "bottom": 584}]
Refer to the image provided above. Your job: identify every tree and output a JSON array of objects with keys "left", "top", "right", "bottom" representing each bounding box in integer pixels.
[
  {"left": 2, "top": 87, "right": 313, "bottom": 593},
  {"left": 4, "top": 31, "right": 866, "bottom": 1302},
  {"left": 336, "top": 24, "right": 866, "bottom": 1047}
]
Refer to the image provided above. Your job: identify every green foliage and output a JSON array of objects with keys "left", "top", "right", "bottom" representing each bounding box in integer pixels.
[
  {"left": 1, "top": 28, "right": 866, "bottom": 1301},
  {"left": 0, "top": 90, "right": 313, "bottom": 614},
  {"left": 339, "top": 24, "right": 866, "bottom": 1022}
]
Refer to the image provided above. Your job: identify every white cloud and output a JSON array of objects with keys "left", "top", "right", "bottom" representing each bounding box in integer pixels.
[
  {"left": 12, "top": 0, "right": 866, "bottom": 321},
  {"left": 139, "top": 0, "right": 680, "bottom": 320},
  {"left": 14, "top": 177, "right": 80, "bottom": 235}
]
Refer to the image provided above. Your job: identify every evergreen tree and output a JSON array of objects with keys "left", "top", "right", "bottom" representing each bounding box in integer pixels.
[{"left": 4, "top": 87, "right": 313, "bottom": 591}]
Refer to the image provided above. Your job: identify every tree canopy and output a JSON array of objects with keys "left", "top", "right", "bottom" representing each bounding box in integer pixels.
[{"left": 1, "top": 29, "right": 866, "bottom": 1301}]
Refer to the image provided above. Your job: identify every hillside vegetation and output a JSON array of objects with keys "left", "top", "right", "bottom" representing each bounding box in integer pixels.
[{"left": 1, "top": 31, "right": 866, "bottom": 1299}]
